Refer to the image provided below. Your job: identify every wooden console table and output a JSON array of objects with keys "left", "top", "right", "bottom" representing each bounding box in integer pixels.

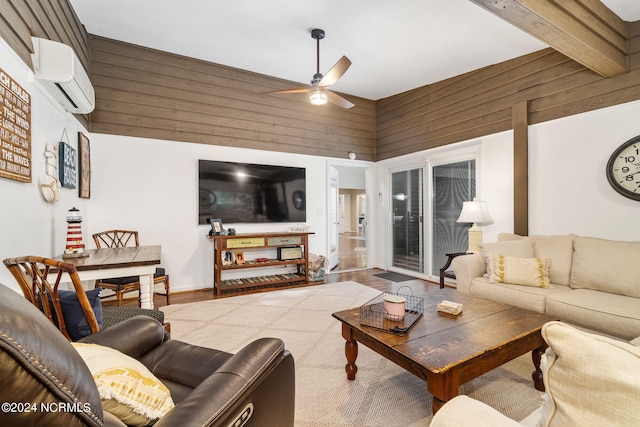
[{"left": 209, "top": 232, "right": 313, "bottom": 295}]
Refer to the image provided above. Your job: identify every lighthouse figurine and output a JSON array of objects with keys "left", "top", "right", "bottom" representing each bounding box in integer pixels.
[{"left": 63, "top": 207, "right": 88, "bottom": 258}]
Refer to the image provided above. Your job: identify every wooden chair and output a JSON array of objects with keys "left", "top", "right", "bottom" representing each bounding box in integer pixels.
[
  {"left": 2, "top": 255, "right": 167, "bottom": 341},
  {"left": 92, "top": 229, "right": 171, "bottom": 306}
]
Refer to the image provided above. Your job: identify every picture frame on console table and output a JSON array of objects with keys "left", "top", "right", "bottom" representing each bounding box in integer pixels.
[
  {"left": 221, "top": 250, "right": 234, "bottom": 266},
  {"left": 208, "top": 218, "right": 224, "bottom": 235}
]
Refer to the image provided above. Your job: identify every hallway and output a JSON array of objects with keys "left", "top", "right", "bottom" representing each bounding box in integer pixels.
[{"left": 336, "top": 231, "right": 367, "bottom": 271}]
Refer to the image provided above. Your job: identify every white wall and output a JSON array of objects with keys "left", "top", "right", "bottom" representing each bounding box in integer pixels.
[
  {"left": 334, "top": 165, "right": 366, "bottom": 189},
  {"left": 480, "top": 130, "right": 514, "bottom": 242},
  {"left": 0, "top": 37, "right": 89, "bottom": 291},
  {"left": 87, "top": 134, "right": 346, "bottom": 292},
  {"left": 529, "top": 100, "right": 640, "bottom": 240}
]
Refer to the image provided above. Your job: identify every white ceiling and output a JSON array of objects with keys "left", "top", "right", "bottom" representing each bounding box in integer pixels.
[{"left": 69, "top": 0, "right": 640, "bottom": 101}]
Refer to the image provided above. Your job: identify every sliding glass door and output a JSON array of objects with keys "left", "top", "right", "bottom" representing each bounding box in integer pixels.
[
  {"left": 431, "top": 160, "right": 476, "bottom": 276},
  {"left": 386, "top": 151, "right": 477, "bottom": 279},
  {"left": 391, "top": 168, "right": 424, "bottom": 273}
]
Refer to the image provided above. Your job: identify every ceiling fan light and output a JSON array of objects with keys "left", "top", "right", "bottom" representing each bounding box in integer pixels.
[{"left": 309, "top": 89, "right": 328, "bottom": 105}]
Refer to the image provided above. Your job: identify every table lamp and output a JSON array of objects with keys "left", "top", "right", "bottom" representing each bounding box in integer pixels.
[{"left": 456, "top": 199, "right": 493, "bottom": 253}]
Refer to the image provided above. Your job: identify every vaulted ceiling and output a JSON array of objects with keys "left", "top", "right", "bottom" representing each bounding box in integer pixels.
[{"left": 69, "top": 0, "right": 640, "bottom": 101}]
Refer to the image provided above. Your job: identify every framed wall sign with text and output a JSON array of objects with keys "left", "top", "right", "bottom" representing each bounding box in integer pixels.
[
  {"left": 0, "top": 68, "right": 32, "bottom": 183},
  {"left": 59, "top": 141, "right": 77, "bottom": 189}
]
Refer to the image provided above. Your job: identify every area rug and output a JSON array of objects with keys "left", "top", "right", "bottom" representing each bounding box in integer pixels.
[
  {"left": 374, "top": 271, "right": 417, "bottom": 282},
  {"left": 161, "top": 282, "right": 543, "bottom": 426}
]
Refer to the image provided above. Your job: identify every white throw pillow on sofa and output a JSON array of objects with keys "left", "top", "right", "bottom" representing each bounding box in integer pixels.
[
  {"left": 497, "top": 233, "right": 575, "bottom": 286},
  {"left": 486, "top": 253, "right": 551, "bottom": 288},
  {"left": 540, "top": 321, "right": 640, "bottom": 426}
]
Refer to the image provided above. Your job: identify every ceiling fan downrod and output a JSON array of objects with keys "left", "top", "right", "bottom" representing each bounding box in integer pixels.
[{"left": 311, "top": 28, "right": 325, "bottom": 84}]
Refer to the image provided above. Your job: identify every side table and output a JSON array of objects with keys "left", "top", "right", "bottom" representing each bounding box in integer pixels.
[{"left": 439, "top": 252, "right": 467, "bottom": 288}]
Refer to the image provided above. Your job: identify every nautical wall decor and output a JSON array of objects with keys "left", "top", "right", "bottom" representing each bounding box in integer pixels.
[
  {"left": 0, "top": 68, "right": 31, "bottom": 183},
  {"left": 59, "top": 140, "right": 77, "bottom": 189}
]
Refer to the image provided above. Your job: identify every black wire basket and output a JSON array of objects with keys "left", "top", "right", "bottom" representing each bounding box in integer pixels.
[{"left": 359, "top": 286, "right": 424, "bottom": 336}]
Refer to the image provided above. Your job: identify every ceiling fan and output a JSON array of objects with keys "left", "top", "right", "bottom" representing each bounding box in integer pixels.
[{"left": 266, "top": 28, "right": 354, "bottom": 109}]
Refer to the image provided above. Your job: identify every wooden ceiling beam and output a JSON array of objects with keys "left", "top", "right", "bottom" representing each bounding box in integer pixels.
[{"left": 469, "top": 0, "right": 629, "bottom": 77}]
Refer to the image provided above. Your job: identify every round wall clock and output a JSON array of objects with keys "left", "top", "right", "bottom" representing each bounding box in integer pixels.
[{"left": 606, "top": 135, "right": 640, "bottom": 201}]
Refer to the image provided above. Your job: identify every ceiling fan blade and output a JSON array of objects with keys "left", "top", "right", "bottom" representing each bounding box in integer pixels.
[
  {"left": 318, "top": 56, "right": 352, "bottom": 88},
  {"left": 326, "top": 90, "right": 355, "bottom": 109},
  {"left": 265, "top": 87, "right": 310, "bottom": 94}
]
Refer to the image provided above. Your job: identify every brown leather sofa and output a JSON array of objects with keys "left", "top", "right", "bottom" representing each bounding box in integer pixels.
[{"left": 0, "top": 283, "right": 295, "bottom": 426}]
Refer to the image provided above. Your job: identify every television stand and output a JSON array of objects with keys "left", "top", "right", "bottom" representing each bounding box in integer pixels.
[{"left": 208, "top": 232, "right": 314, "bottom": 295}]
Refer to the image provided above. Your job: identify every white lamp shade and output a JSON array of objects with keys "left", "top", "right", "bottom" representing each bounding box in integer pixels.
[{"left": 456, "top": 200, "right": 493, "bottom": 225}]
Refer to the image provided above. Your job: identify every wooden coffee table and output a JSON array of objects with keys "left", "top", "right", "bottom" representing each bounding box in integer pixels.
[{"left": 332, "top": 288, "right": 555, "bottom": 414}]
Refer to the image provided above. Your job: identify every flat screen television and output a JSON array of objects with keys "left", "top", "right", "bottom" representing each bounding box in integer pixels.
[{"left": 198, "top": 160, "right": 306, "bottom": 224}]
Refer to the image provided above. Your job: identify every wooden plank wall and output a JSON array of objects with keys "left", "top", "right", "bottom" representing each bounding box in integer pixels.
[
  {"left": 0, "top": 0, "right": 90, "bottom": 128},
  {"left": 2, "top": 1, "right": 639, "bottom": 163},
  {"left": 88, "top": 36, "right": 377, "bottom": 161},
  {"left": 631, "top": 21, "right": 640, "bottom": 69},
  {"left": 376, "top": 22, "right": 640, "bottom": 161}
]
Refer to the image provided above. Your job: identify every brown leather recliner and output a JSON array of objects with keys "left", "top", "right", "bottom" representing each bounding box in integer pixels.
[{"left": 0, "top": 283, "right": 295, "bottom": 426}]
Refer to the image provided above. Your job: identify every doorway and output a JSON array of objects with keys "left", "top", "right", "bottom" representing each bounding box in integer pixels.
[
  {"left": 391, "top": 167, "right": 424, "bottom": 274},
  {"left": 383, "top": 148, "right": 479, "bottom": 281},
  {"left": 431, "top": 159, "right": 476, "bottom": 276},
  {"left": 339, "top": 194, "right": 351, "bottom": 234},
  {"left": 327, "top": 162, "right": 370, "bottom": 272}
]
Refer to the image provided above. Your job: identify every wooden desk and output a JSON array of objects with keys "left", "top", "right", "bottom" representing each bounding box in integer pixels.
[{"left": 54, "top": 246, "right": 161, "bottom": 309}]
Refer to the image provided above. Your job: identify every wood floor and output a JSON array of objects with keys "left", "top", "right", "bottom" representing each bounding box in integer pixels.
[
  {"left": 130, "top": 268, "right": 440, "bottom": 309},
  {"left": 336, "top": 232, "right": 367, "bottom": 271},
  {"left": 113, "top": 233, "right": 438, "bottom": 308}
]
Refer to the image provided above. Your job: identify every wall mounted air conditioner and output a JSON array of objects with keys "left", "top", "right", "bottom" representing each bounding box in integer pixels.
[{"left": 31, "top": 37, "right": 95, "bottom": 114}]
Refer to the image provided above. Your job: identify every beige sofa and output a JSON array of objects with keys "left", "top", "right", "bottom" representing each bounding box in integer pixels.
[
  {"left": 451, "top": 234, "right": 640, "bottom": 340},
  {"left": 430, "top": 321, "right": 640, "bottom": 427}
]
